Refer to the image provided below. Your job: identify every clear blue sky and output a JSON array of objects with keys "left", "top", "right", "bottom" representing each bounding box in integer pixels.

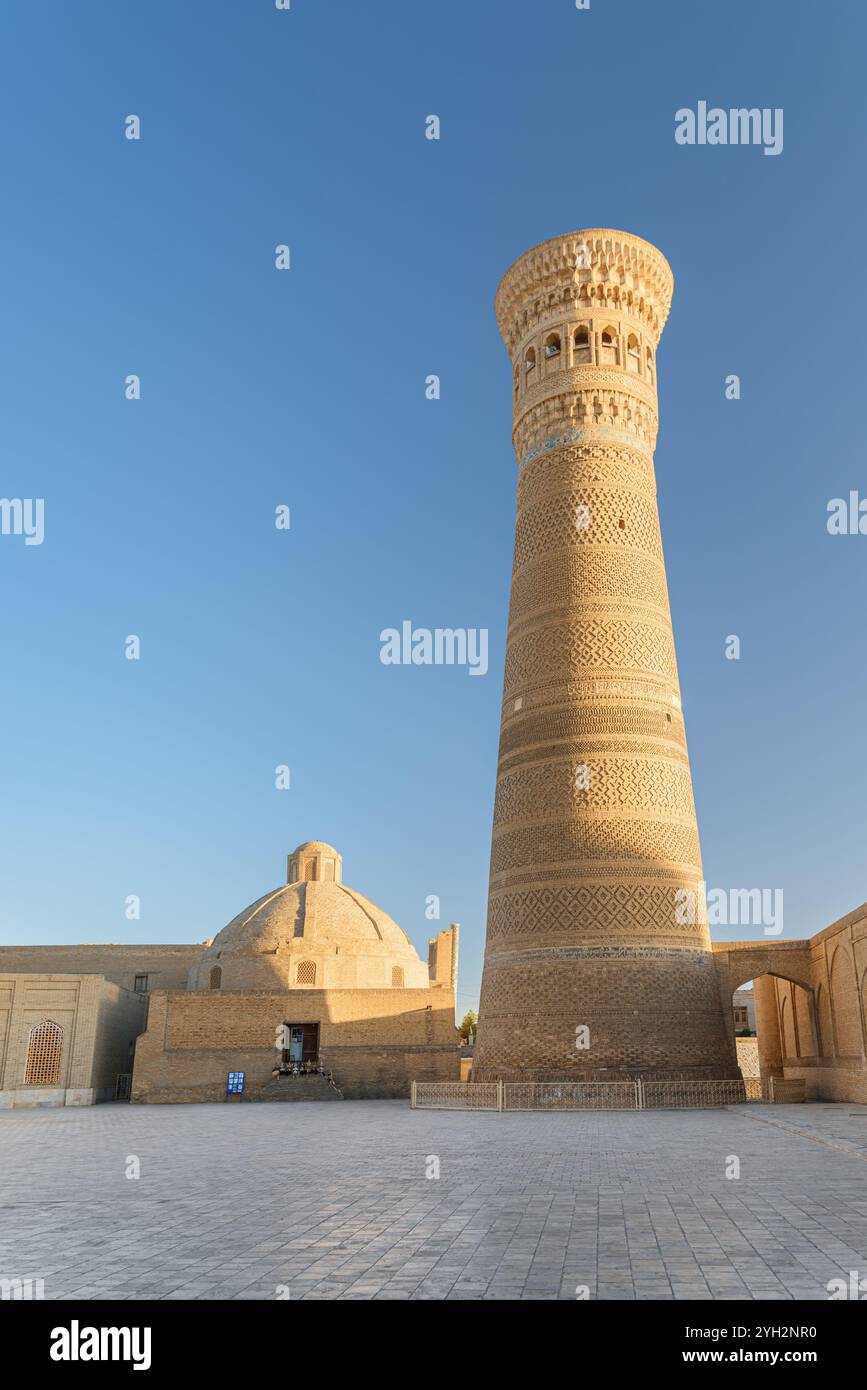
[{"left": 1, "top": 1, "right": 865, "bottom": 1020}]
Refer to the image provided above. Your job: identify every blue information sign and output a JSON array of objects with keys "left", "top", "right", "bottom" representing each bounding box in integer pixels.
[{"left": 226, "top": 1071, "right": 245, "bottom": 1097}]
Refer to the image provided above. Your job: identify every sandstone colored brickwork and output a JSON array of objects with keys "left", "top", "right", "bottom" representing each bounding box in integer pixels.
[
  {"left": 735, "top": 1037, "right": 759, "bottom": 1079},
  {"left": 2, "top": 850, "right": 462, "bottom": 1104},
  {"left": 0, "top": 944, "right": 203, "bottom": 993},
  {"left": 0, "top": 973, "right": 147, "bottom": 1106},
  {"left": 717, "top": 904, "right": 867, "bottom": 1104},
  {"left": 474, "top": 230, "right": 736, "bottom": 1083},
  {"left": 132, "top": 988, "right": 460, "bottom": 1102},
  {"left": 188, "top": 842, "right": 434, "bottom": 991},
  {"left": 90, "top": 981, "right": 149, "bottom": 1094}
]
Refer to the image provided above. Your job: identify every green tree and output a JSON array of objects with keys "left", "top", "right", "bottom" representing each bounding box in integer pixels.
[{"left": 459, "top": 1010, "right": 478, "bottom": 1041}]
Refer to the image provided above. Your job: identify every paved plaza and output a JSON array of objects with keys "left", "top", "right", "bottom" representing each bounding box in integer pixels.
[{"left": 1, "top": 1100, "right": 867, "bottom": 1300}]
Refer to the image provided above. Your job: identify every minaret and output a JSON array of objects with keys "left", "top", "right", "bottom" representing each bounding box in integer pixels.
[{"left": 473, "top": 230, "right": 737, "bottom": 1083}]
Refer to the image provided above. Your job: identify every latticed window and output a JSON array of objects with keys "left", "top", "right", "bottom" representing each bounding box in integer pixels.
[
  {"left": 24, "top": 1021, "right": 63, "bottom": 1086},
  {"left": 209, "top": 965, "right": 222, "bottom": 990},
  {"left": 296, "top": 960, "right": 316, "bottom": 986},
  {"left": 391, "top": 966, "right": 404, "bottom": 988}
]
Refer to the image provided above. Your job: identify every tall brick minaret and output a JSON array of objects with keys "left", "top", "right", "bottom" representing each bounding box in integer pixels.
[{"left": 473, "top": 230, "right": 736, "bottom": 1083}]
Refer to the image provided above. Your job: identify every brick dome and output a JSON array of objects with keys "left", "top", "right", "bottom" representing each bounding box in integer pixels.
[{"left": 188, "top": 843, "right": 430, "bottom": 991}]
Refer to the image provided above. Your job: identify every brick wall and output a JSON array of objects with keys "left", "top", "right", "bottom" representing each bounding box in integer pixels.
[
  {"left": 132, "top": 988, "right": 461, "bottom": 1102},
  {"left": 736, "top": 1037, "right": 759, "bottom": 1079},
  {"left": 0, "top": 973, "right": 145, "bottom": 1103},
  {"left": 0, "top": 944, "right": 203, "bottom": 993},
  {"left": 90, "top": 982, "right": 149, "bottom": 1097},
  {"left": 716, "top": 904, "right": 867, "bottom": 1103},
  {"left": 0, "top": 974, "right": 96, "bottom": 1091}
]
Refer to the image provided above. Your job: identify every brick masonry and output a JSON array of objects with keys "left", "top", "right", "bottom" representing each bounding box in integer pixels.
[
  {"left": 714, "top": 905, "right": 867, "bottom": 1103},
  {"left": 132, "top": 988, "right": 460, "bottom": 1102},
  {"left": 474, "top": 230, "right": 736, "bottom": 1082},
  {"left": 0, "top": 944, "right": 203, "bottom": 994},
  {"left": 0, "top": 974, "right": 147, "bottom": 1106}
]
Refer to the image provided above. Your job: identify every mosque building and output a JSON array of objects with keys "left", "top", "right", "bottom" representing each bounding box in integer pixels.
[{"left": 0, "top": 842, "right": 461, "bottom": 1107}]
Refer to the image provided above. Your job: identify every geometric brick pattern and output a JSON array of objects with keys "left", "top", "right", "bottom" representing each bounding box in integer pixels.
[
  {"left": 504, "top": 616, "right": 678, "bottom": 691},
  {"left": 513, "top": 487, "right": 664, "bottom": 569},
  {"left": 492, "top": 756, "right": 697, "bottom": 824},
  {"left": 496, "top": 704, "right": 688, "bottom": 759},
  {"left": 474, "top": 228, "right": 737, "bottom": 1083},
  {"left": 488, "top": 817, "right": 703, "bottom": 879},
  {"left": 514, "top": 385, "right": 658, "bottom": 450},
  {"left": 507, "top": 547, "right": 671, "bottom": 625},
  {"left": 486, "top": 883, "right": 698, "bottom": 941},
  {"left": 518, "top": 440, "right": 656, "bottom": 497}
]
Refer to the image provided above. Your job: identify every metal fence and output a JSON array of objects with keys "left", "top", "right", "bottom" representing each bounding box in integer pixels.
[
  {"left": 504, "top": 1082, "right": 638, "bottom": 1111},
  {"left": 641, "top": 1079, "right": 748, "bottom": 1109},
  {"left": 411, "top": 1077, "right": 790, "bottom": 1112},
  {"left": 412, "top": 1082, "right": 500, "bottom": 1110}
]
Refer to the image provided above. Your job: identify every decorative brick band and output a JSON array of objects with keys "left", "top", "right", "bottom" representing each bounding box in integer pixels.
[
  {"left": 475, "top": 229, "right": 733, "bottom": 1083},
  {"left": 519, "top": 421, "right": 656, "bottom": 468},
  {"left": 485, "top": 945, "right": 715, "bottom": 966}
]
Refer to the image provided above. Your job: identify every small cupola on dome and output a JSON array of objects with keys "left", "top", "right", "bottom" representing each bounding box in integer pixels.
[{"left": 286, "top": 841, "right": 342, "bottom": 885}]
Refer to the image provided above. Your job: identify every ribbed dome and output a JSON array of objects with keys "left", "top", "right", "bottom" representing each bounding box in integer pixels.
[
  {"left": 205, "top": 881, "right": 419, "bottom": 959},
  {"left": 188, "top": 843, "right": 430, "bottom": 991}
]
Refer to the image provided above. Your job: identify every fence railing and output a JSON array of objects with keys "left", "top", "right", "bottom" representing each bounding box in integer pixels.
[
  {"left": 411, "top": 1077, "right": 789, "bottom": 1111},
  {"left": 412, "top": 1081, "right": 500, "bottom": 1110},
  {"left": 504, "top": 1082, "right": 638, "bottom": 1111},
  {"left": 640, "top": 1079, "right": 748, "bottom": 1109}
]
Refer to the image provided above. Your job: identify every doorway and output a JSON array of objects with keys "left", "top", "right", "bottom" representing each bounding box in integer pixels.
[{"left": 282, "top": 1022, "right": 319, "bottom": 1069}]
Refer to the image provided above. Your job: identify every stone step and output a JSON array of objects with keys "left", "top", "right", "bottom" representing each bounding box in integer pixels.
[{"left": 251, "top": 1073, "right": 344, "bottom": 1102}]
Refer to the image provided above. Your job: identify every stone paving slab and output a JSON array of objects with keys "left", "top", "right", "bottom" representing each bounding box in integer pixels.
[{"left": 0, "top": 1100, "right": 865, "bottom": 1301}]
